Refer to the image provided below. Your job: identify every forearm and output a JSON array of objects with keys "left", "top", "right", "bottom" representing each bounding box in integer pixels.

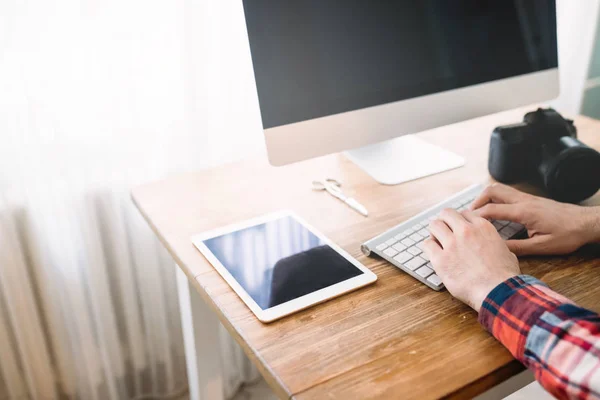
[{"left": 479, "top": 275, "right": 600, "bottom": 400}]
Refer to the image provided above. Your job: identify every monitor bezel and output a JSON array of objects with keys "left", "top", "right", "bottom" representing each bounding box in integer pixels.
[{"left": 262, "top": 68, "right": 559, "bottom": 166}]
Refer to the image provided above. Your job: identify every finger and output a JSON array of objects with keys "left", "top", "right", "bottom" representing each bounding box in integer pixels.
[
  {"left": 438, "top": 208, "right": 469, "bottom": 231},
  {"left": 428, "top": 219, "right": 453, "bottom": 248},
  {"left": 460, "top": 210, "right": 478, "bottom": 224},
  {"left": 506, "top": 236, "right": 552, "bottom": 256},
  {"left": 473, "top": 203, "right": 525, "bottom": 224},
  {"left": 470, "top": 183, "right": 524, "bottom": 210},
  {"left": 422, "top": 237, "right": 442, "bottom": 260},
  {"left": 429, "top": 233, "right": 442, "bottom": 247}
]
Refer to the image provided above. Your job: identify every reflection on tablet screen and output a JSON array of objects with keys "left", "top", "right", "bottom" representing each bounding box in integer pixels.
[{"left": 203, "top": 216, "right": 363, "bottom": 309}]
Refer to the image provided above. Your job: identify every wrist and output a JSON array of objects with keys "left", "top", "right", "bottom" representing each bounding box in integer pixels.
[
  {"left": 472, "top": 272, "right": 519, "bottom": 313},
  {"left": 581, "top": 206, "right": 600, "bottom": 244}
]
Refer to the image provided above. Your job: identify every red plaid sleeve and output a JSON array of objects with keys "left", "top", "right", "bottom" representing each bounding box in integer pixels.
[{"left": 478, "top": 275, "right": 600, "bottom": 400}]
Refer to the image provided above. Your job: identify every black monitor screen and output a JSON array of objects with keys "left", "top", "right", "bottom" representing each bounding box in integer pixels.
[{"left": 243, "top": 0, "right": 558, "bottom": 129}]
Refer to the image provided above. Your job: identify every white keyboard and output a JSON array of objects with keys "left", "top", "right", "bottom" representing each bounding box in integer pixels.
[{"left": 361, "top": 184, "right": 526, "bottom": 291}]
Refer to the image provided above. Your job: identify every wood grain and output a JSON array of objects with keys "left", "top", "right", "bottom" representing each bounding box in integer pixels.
[{"left": 131, "top": 106, "right": 600, "bottom": 400}]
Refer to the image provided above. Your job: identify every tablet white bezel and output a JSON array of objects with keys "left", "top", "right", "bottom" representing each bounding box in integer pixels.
[{"left": 191, "top": 210, "right": 377, "bottom": 323}]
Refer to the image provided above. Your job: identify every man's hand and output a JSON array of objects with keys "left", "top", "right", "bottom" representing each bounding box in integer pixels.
[
  {"left": 423, "top": 209, "right": 521, "bottom": 311},
  {"left": 470, "top": 184, "right": 600, "bottom": 256}
]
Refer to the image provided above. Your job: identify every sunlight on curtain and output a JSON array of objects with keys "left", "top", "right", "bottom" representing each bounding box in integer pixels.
[{"left": 0, "top": 0, "right": 264, "bottom": 399}]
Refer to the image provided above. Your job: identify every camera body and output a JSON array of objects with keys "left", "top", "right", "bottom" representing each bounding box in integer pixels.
[{"left": 489, "top": 108, "right": 600, "bottom": 202}]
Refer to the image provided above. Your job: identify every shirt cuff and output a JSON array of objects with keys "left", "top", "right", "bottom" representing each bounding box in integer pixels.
[{"left": 477, "top": 275, "right": 568, "bottom": 361}]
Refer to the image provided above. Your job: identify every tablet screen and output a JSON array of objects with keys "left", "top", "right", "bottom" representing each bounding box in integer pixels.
[{"left": 203, "top": 215, "right": 363, "bottom": 309}]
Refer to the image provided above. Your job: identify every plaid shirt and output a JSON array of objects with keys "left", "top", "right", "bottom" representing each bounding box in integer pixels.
[{"left": 479, "top": 275, "right": 600, "bottom": 400}]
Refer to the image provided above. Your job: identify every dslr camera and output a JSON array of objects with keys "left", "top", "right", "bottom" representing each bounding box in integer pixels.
[{"left": 489, "top": 108, "right": 600, "bottom": 203}]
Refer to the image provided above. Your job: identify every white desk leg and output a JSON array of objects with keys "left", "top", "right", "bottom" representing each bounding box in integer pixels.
[
  {"left": 176, "top": 267, "right": 224, "bottom": 400},
  {"left": 473, "top": 370, "right": 535, "bottom": 400}
]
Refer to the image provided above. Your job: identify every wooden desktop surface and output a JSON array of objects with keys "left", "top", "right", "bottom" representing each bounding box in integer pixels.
[{"left": 132, "top": 107, "right": 600, "bottom": 400}]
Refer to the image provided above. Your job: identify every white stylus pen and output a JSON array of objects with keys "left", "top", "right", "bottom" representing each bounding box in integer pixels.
[
  {"left": 312, "top": 179, "right": 369, "bottom": 217},
  {"left": 342, "top": 197, "right": 369, "bottom": 217}
]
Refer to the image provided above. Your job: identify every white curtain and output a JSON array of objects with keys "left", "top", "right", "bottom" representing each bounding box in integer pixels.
[
  {"left": 0, "top": 0, "right": 263, "bottom": 399},
  {"left": 552, "top": 0, "right": 600, "bottom": 114}
]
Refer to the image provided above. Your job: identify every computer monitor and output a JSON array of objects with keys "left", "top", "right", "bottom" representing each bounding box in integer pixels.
[{"left": 242, "top": 1, "right": 559, "bottom": 184}]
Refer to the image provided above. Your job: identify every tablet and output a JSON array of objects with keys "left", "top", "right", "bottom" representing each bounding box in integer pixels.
[{"left": 191, "top": 211, "right": 377, "bottom": 323}]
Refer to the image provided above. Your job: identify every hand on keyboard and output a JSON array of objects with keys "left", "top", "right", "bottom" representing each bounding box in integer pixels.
[
  {"left": 364, "top": 184, "right": 527, "bottom": 291},
  {"left": 423, "top": 208, "right": 521, "bottom": 311},
  {"left": 470, "top": 183, "right": 600, "bottom": 256}
]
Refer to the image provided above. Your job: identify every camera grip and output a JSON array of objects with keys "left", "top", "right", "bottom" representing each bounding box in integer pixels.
[{"left": 488, "top": 129, "right": 532, "bottom": 183}]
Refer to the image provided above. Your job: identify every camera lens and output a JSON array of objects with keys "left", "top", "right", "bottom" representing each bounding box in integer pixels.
[{"left": 538, "top": 137, "right": 600, "bottom": 202}]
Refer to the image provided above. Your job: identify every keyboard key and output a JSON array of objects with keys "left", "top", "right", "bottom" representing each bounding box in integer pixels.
[
  {"left": 383, "top": 247, "right": 399, "bottom": 257},
  {"left": 405, "top": 256, "right": 427, "bottom": 271},
  {"left": 392, "top": 242, "right": 407, "bottom": 252},
  {"left": 496, "top": 220, "right": 511, "bottom": 226},
  {"left": 407, "top": 246, "right": 422, "bottom": 256},
  {"left": 409, "top": 233, "right": 424, "bottom": 242},
  {"left": 403, "top": 229, "right": 414, "bottom": 237},
  {"left": 421, "top": 252, "right": 429, "bottom": 261},
  {"left": 499, "top": 230, "right": 512, "bottom": 240},
  {"left": 393, "top": 251, "right": 413, "bottom": 264},
  {"left": 394, "top": 233, "right": 406, "bottom": 241},
  {"left": 427, "top": 274, "right": 443, "bottom": 286},
  {"left": 416, "top": 265, "right": 433, "bottom": 278},
  {"left": 412, "top": 223, "right": 423, "bottom": 231},
  {"left": 416, "top": 241, "right": 425, "bottom": 250},
  {"left": 385, "top": 238, "right": 397, "bottom": 246},
  {"left": 418, "top": 228, "right": 430, "bottom": 238},
  {"left": 500, "top": 225, "right": 519, "bottom": 238},
  {"left": 401, "top": 238, "right": 415, "bottom": 247},
  {"left": 464, "top": 195, "right": 476, "bottom": 203},
  {"left": 376, "top": 243, "right": 388, "bottom": 251},
  {"left": 426, "top": 262, "right": 435, "bottom": 270},
  {"left": 508, "top": 222, "right": 524, "bottom": 232},
  {"left": 492, "top": 221, "right": 504, "bottom": 231}
]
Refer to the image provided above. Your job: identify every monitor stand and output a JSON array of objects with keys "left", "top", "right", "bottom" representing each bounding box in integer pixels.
[{"left": 344, "top": 135, "right": 465, "bottom": 185}]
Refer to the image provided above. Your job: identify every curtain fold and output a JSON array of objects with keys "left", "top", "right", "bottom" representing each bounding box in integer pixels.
[{"left": 0, "top": 0, "right": 264, "bottom": 399}]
